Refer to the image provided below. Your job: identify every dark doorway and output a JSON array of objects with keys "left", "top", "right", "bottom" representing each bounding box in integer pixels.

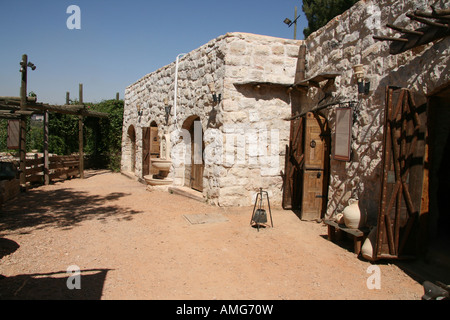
[{"left": 428, "top": 84, "right": 450, "bottom": 257}]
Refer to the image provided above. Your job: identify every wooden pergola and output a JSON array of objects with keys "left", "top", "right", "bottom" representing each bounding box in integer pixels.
[{"left": 1, "top": 56, "right": 109, "bottom": 187}]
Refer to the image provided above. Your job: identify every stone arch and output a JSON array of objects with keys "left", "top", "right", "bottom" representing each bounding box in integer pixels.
[
  {"left": 181, "top": 115, "right": 204, "bottom": 192},
  {"left": 124, "top": 125, "right": 136, "bottom": 174}
]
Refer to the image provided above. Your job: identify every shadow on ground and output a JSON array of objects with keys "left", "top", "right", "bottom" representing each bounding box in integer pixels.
[
  {"left": 0, "top": 268, "right": 111, "bottom": 300},
  {"left": 0, "top": 187, "right": 142, "bottom": 234}
]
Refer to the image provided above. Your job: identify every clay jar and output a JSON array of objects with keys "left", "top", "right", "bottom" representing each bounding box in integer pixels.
[
  {"left": 361, "top": 227, "right": 377, "bottom": 261},
  {"left": 343, "top": 199, "right": 365, "bottom": 229}
]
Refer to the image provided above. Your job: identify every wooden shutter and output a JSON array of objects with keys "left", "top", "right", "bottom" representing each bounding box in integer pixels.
[
  {"left": 7, "top": 120, "right": 20, "bottom": 150},
  {"left": 376, "top": 87, "right": 427, "bottom": 259}
]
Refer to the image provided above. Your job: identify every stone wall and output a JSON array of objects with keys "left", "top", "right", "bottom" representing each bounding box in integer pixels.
[
  {"left": 302, "top": 0, "right": 450, "bottom": 223},
  {"left": 121, "top": 32, "right": 301, "bottom": 207},
  {"left": 0, "top": 179, "right": 20, "bottom": 207}
]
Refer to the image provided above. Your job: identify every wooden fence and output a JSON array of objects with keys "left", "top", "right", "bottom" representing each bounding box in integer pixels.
[{"left": 24, "top": 155, "right": 82, "bottom": 185}]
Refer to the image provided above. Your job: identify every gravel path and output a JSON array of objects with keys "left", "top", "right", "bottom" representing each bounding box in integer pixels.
[{"left": 0, "top": 170, "right": 423, "bottom": 300}]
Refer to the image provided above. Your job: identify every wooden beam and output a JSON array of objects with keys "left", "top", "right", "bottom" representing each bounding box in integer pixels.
[
  {"left": 26, "top": 103, "right": 109, "bottom": 118},
  {"left": 1, "top": 99, "right": 109, "bottom": 118},
  {"left": 406, "top": 13, "right": 448, "bottom": 28},
  {"left": 0, "top": 110, "right": 36, "bottom": 116},
  {"left": 389, "top": 25, "right": 450, "bottom": 55},
  {"left": 386, "top": 23, "right": 425, "bottom": 36},
  {"left": 373, "top": 35, "right": 409, "bottom": 42},
  {"left": 430, "top": 6, "right": 450, "bottom": 16},
  {"left": 0, "top": 96, "right": 37, "bottom": 103},
  {"left": 414, "top": 10, "right": 450, "bottom": 21}
]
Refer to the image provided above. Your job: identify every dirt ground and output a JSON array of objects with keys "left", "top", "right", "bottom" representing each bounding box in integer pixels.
[{"left": 0, "top": 170, "right": 425, "bottom": 300}]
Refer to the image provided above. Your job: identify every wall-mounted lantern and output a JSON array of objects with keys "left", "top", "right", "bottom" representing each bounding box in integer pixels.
[
  {"left": 164, "top": 98, "right": 171, "bottom": 124},
  {"left": 353, "top": 64, "right": 370, "bottom": 95},
  {"left": 137, "top": 104, "right": 143, "bottom": 116},
  {"left": 208, "top": 82, "right": 221, "bottom": 104}
]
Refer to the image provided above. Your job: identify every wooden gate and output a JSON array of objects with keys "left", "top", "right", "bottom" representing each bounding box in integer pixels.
[
  {"left": 376, "top": 87, "right": 427, "bottom": 259},
  {"left": 283, "top": 112, "right": 330, "bottom": 221}
]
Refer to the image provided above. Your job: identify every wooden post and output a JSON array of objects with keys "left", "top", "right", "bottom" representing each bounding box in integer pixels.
[
  {"left": 44, "top": 110, "right": 49, "bottom": 185},
  {"left": 19, "top": 54, "right": 28, "bottom": 188},
  {"left": 66, "top": 92, "right": 70, "bottom": 105},
  {"left": 116, "top": 92, "right": 120, "bottom": 101},
  {"left": 78, "top": 84, "right": 83, "bottom": 105},
  {"left": 295, "top": 44, "right": 307, "bottom": 85},
  {"left": 294, "top": 6, "right": 298, "bottom": 40},
  {"left": 79, "top": 84, "right": 84, "bottom": 179}
]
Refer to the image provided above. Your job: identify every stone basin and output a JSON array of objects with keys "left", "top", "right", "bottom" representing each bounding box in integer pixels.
[
  {"left": 143, "top": 175, "right": 173, "bottom": 186},
  {"left": 150, "top": 158, "right": 172, "bottom": 172}
]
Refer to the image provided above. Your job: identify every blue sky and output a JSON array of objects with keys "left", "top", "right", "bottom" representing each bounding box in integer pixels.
[{"left": 0, "top": 0, "right": 307, "bottom": 105}]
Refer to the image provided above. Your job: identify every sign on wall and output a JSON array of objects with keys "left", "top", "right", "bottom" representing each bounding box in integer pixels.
[
  {"left": 333, "top": 107, "right": 352, "bottom": 161},
  {"left": 7, "top": 120, "right": 20, "bottom": 150}
]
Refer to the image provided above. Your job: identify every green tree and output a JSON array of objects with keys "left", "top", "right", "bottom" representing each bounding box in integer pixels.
[
  {"left": 302, "top": 0, "right": 359, "bottom": 38},
  {"left": 84, "top": 99, "right": 124, "bottom": 171}
]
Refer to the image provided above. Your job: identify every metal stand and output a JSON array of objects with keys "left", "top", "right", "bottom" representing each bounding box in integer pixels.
[{"left": 250, "top": 188, "right": 273, "bottom": 231}]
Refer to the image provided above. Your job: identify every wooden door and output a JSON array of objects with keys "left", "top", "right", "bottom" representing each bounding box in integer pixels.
[
  {"left": 142, "top": 127, "right": 151, "bottom": 176},
  {"left": 283, "top": 117, "right": 305, "bottom": 210},
  {"left": 301, "top": 112, "right": 330, "bottom": 221},
  {"left": 190, "top": 120, "right": 204, "bottom": 192},
  {"left": 376, "top": 87, "right": 427, "bottom": 259},
  {"left": 150, "top": 126, "right": 160, "bottom": 175}
]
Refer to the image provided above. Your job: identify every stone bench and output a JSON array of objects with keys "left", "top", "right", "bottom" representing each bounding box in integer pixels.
[{"left": 324, "top": 220, "right": 370, "bottom": 255}]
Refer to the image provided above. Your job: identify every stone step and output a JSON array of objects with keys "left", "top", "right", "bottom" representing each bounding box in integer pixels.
[{"left": 168, "top": 186, "right": 204, "bottom": 203}]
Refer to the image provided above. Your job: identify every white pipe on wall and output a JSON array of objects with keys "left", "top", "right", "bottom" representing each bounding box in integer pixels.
[{"left": 173, "top": 53, "right": 186, "bottom": 125}]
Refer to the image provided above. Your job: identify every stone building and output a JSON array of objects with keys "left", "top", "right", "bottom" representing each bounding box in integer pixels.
[
  {"left": 121, "top": 32, "right": 301, "bottom": 207},
  {"left": 280, "top": 0, "right": 449, "bottom": 261},
  {"left": 122, "top": 0, "right": 449, "bottom": 261}
]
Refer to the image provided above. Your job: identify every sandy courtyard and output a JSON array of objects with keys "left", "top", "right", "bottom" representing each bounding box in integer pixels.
[{"left": 0, "top": 170, "right": 424, "bottom": 300}]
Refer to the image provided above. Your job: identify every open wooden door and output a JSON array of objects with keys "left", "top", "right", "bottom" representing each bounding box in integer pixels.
[
  {"left": 142, "top": 127, "right": 151, "bottom": 176},
  {"left": 376, "top": 87, "right": 427, "bottom": 259},
  {"left": 283, "top": 117, "right": 305, "bottom": 210},
  {"left": 190, "top": 119, "right": 204, "bottom": 192},
  {"left": 301, "top": 112, "right": 330, "bottom": 221},
  {"left": 283, "top": 112, "right": 330, "bottom": 221}
]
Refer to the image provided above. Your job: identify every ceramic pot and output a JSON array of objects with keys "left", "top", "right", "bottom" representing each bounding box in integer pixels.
[
  {"left": 361, "top": 227, "right": 377, "bottom": 261},
  {"left": 343, "top": 199, "right": 364, "bottom": 229},
  {"left": 335, "top": 213, "right": 345, "bottom": 225}
]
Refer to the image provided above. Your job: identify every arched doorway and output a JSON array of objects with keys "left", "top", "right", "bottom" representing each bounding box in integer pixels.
[
  {"left": 127, "top": 125, "right": 136, "bottom": 173},
  {"left": 142, "top": 121, "right": 161, "bottom": 177},
  {"left": 182, "top": 116, "right": 204, "bottom": 192}
]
